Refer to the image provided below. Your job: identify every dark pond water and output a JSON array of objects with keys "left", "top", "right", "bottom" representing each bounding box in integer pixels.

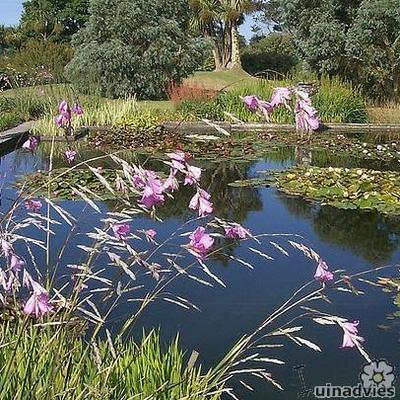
[{"left": 1, "top": 143, "right": 399, "bottom": 399}]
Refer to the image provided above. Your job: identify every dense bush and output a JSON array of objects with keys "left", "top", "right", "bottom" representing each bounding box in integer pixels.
[
  {"left": 241, "top": 33, "right": 298, "bottom": 77},
  {"left": 65, "top": 0, "right": 209, "bottom": 99},
  {"left": 0, "top": 111, "right": 22, "bottom": 130},
  {"left": 0, "top": 39, "right": 74, "bottom": 86}
]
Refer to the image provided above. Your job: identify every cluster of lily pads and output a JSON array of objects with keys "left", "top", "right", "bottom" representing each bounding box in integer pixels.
[{"left": 276, "top": 166, "right": 400, "bottom": 215}]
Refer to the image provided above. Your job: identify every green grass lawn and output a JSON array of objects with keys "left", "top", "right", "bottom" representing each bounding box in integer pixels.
[{"left": 184, "top": 69, "right": 256, "bottom": 90}]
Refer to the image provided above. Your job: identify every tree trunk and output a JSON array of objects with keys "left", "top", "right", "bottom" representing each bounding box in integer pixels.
[
  {"left": 212, "top": 47, "right": 223, "bottom": 71},
  {"left": 229, "top": 23, "right": 242, "bottom": 69}
]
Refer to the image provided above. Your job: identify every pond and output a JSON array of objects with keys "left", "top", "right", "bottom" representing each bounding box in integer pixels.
[{"left": 1, "top": 140, "right": 399, "bottom": 399}]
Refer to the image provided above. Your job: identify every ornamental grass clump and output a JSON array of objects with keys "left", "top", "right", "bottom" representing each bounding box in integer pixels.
[{"left": 0, "top": 109, "right": 392, "bottom": 397}]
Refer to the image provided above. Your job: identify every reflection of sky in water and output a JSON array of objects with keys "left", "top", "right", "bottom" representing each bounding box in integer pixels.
[{"left": 1, "top": 146, "right": 399, "bottom": 400}]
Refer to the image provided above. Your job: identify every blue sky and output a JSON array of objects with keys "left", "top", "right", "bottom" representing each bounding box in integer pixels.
[{"left": 0, "top": 0, "right": 255, "bottom": 39}]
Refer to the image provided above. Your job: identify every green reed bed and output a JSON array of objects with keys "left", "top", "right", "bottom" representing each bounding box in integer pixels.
[{"left": 0, "top": 322, "right": 215, "bottom": 400}]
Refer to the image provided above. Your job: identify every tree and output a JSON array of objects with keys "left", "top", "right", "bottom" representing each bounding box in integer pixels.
[
  {"left": 190, "top": 0, "right": 259, "bottom": 70},
  {"left": 65, "top": 0, "right": 209, "bottom": 99},
  {"left": 259, "top": 0, "right": 400, "bottom": 100},
  {"left": 346, "top": 0, "right": 400, "bottom": 100},
  {"left": 20, "top": 0, "right": 89, "bottom": 42}
]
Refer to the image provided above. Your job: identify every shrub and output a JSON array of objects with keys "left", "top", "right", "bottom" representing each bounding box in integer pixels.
[
  {"left": 0, "top": 39, "right": 74, "bottom": 86},
  {"left": 241, "top": 33, "right": 298, "bottom": 77},
  {"left": 0, "top": 111, "right": 21, "bottom": 130}
]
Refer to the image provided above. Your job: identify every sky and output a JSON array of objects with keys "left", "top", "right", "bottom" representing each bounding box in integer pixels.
[{"left": 0, "top": 0, "right": 255, "bottom": 40}]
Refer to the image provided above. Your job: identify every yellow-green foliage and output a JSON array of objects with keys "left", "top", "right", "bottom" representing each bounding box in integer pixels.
[{"left": 0, "top": 323, "right": 220, "bottom": 399}]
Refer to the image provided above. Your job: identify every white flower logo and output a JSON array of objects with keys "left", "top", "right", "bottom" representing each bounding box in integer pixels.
[{"left": 361, "top": 360, "right": 395, "bottom": 389}]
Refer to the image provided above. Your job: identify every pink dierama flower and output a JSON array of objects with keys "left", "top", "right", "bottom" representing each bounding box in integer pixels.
[
  {"left": 22, "top": 136, "right": 39, "bottom": 152},
  {"left": 189, "top": 189, "right": 213, "bottom": 217},
  {"left": 65, "top": 149, "right": 77, "bottom": 164},
  {"left": 112, "top": 223, "right": 131, "bottom": 240},
  {"left": 167, "top": 150, "right": 187, "bottom": 162},
  {"left": 167, "top": 151, "right": 188, "bottom": 173},
  {"left": 25, "top": 199, "right": 43, "bottom": 213},
  {"left": 258, "top": 100, "right": 275, "bottom": 119},
  {"left": 242, "top": 95, "right": 260, "bottom": 112},
  {"left": 163, "top": 171, "right": 179, "bottom": 192},
  {"left": 145, "top": 229, "right": 157, "bottom": 241},
  {"left": 314, "top": 259, "right": 334, "bottom": 283},
  {"left": 294, "top": 90, "right": 320, "bottom": 132},
  {"left": 339, "top": 320, "right": 365, "bottom": 349},
  {"left": 189, "top": 227, "right": 214, "bottom": 259},
  {"left": 141, "top": 176, "right": 165, "bottom": 208},
  {"left": 22, "top": 272, "right": 53, "bottom": 317},
  {"left": 23, "top": 292, "right": 53, "bottom": 317},
  {"left": 225, "top": 224, "right": 249, "bottom": 239},
  {"left": 10, "top": 254, "right": 24, "bottom": 272},
  {"left": 270, "top": 87, "right": 292, "bottom": 109},
  {"left": 72, "top": 102, "right": 84, "bottom": 115},
  {"left": 58, "top": 100, "right": 69, "bottom": 114},
  {"left": 0, "top": 270, "right": 14, "bottom": 291},
  {"left": 184, "top": 165, "right": 202, "bottom": 186}
]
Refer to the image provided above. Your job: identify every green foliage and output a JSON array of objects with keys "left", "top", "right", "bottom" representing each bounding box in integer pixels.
[
  {"left": 65, "top": 0, "right": 209, "bottom": 99},
  {"left": 177, "top": 99, "right": 225, "bottom": 120},
  {"left": 241, "top": 33, "right": 298, "bottom": 76},
  {"left": 346, "top": 0, "right": 400, "bottom": 100},
  {"left": 261, "top": 0, "right": 400, "bottom": 100},
  {"left": 0, "top": 323, "right": 217, "bottom": 399},
  {"left": 21, "top": 0, "right": 90, "bottom": 42},
  {"left": 0, "top": 39, "right": 74, "bottom": 84},
  {"left": 277, "top": 166, "right": 400, "bottom": 215},
  {"left": 0, "top": 111, "right": 22, "bottom": 130},
  {"left": 177, "top": 77, "right": 368, "bottom": 123}
]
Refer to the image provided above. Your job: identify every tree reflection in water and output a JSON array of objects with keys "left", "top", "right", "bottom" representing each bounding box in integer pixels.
[{"left": 278, "top": 194, "right": 400, "bottom": 263}]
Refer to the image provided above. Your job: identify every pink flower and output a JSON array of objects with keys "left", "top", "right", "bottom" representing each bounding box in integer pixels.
[
  {"left": 58, "top": 100, "right": 69, "bottom": 114},
  {"left": 163, "top": 171, "right": 179, "bottom": 192},
  {"left": 189, "top": 189, "right": 213, "bottom": 217},
  {"left": 145, "top": 229, "right": 157, "bottom": 240},
  {"left": 242, "top": 95, "right": 260, "bottom": 112},
  {"left": 25, "top": 199, "right": 43, "bottom": 213},
  {"left": 22, "top": 136, "right": 39, "bottom": 152},
  {"left": 270, "top": 87, "right": 292, "bottom": 108},
  {"left": 55, "top": 101, "right": 72, "bottom": 129},
  {"left": 295, "top": 94, "right": 320, "bottom": 132},
  {"left": 339, "top": 320, "right": 365, "bottom": 349},
  {"left": 65, "top": 149, "right": 77, "bottom": 164},
  {"left": 72, "top": 103, "right": 84, "bottom": 115},
  {"left": 167, "top": 151, "right": 187, "bottom": 162},
  {"left": 23, "top": 292, "right": 53, "bottom": 317},
  {"left": 258, "top": 100, "right": 275, "bottom": 119},
  {"left": 0, "top": 270, "right": 14, "bottom": 291},
  {"left": 10, "top": 254, "right": 24, "bottom": 272},
  {"left": 314, "top": 259, "right": 334, "bottom": 283},
  {"left": 184, "top": 165, "right": 202, "bottom": 186},
  {"left": 225, "top": 224, "right": 249, "bottom": 239},
  {"left": 140, "top": 177, "right": 165, "bottom": 208},
  {"left": 112, "top": 223, "right": 130, "bottom": 240},
  {"left": 189, "top": 227, "right": 214, "bottom": 259}
]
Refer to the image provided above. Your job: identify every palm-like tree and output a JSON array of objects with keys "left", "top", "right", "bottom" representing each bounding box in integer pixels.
[{"left": 190, "top": 0, "right": 259, "bottom": 70}]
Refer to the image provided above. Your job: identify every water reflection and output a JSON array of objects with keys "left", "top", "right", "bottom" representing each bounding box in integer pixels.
[{"left": 278, "top": 195, "right": 400, "bottom": 263}]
